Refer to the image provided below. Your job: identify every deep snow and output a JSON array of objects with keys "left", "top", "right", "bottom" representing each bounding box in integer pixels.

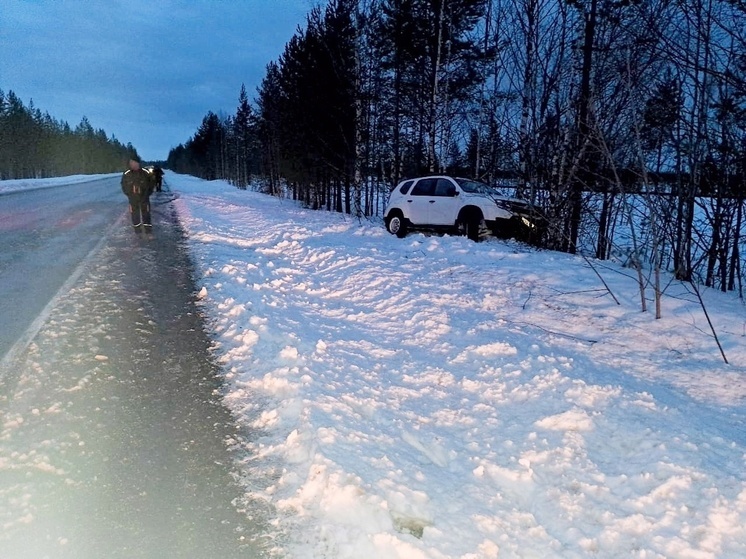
[
  {"left": 166, "top": 173, "right": 746, "bottom": 558},
  {"left": 2, "top": 173, "right": 745, "bottom": 558}
]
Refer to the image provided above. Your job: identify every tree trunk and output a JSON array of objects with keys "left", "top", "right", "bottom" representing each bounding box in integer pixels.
[
  {"left": 728, "top": 196, "right": 743, "bottom": 291},
  {"left": 518, "top": 0, "right": 537, "bottom": 198},
  {"left": 353, "top": 5, "right": 363, "bottom": 218},
  {"left": 569, "top": 0, "right": 597, "bottom": 255},
  {"left": 427, "top": 0, "right": 446, "bottom": 173},
  {"left": 595, "top": 190, "right": 614, "bottom": 260}
]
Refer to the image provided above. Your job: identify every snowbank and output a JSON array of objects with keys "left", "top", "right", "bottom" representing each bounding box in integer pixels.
[
  {"left": 169, "top": 172, "right": 746, "bottom": 559},
  {"left": 0, "top": 173, "right": 117, "bottom": 195}
]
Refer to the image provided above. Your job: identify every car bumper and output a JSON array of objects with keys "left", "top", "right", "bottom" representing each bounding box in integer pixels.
[{"left": 488, "top": 214, "right": 545, "bottom": 244}]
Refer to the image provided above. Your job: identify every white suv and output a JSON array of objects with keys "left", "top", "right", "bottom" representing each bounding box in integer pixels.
[{"left": 383, "top": 176, "right": 542, "bottom": 242}]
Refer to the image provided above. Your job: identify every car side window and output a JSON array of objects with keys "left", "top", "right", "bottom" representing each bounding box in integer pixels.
[
  {"left": 399, "top": 180, "right": 414, "bottom": 195},
  {"left": 434, "top": 178, "right": 455, "bottom": 196},
  {"left": 411, "top": 178, "right": 436, "bottom": 196}
]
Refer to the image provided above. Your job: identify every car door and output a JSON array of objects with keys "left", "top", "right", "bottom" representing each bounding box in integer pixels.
[
  {"left": 406, "top": 178, "right": 436, "bottom": 224},
  {"left": 428, "top": 178, "right": 462, "bottom": 225}
]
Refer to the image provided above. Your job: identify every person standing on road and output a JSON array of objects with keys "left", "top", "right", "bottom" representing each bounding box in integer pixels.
[
  {"left": 121, "top": 158, "right": 154, "bottom": 228},
  {"left": 153, "top": 165, "right": 164, "bottom": 192}
]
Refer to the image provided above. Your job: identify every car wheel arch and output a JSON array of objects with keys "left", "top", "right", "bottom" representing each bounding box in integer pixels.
[
  {"left": 457, "top": 206, "right": 485, "bottom": 242},
  {"left": 457, "top": 205, "right": 484, "bottom": 224}
]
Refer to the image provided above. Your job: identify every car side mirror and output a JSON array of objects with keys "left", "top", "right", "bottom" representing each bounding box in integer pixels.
[{"left": 447, "top": 185, "right": 458, "bottom": 196}]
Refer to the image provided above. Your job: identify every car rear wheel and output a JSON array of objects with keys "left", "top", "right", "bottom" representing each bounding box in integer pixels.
[{"left": 386, "top": 212, "right": 408, "bottom": 238}]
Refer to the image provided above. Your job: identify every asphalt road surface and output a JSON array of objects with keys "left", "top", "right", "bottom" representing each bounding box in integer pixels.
[
  {"left": 0, "top": 179, "right": 269, "bottom": 558},
  {"left": 0, "top": 178, "right": 122, "bottom": 361}
]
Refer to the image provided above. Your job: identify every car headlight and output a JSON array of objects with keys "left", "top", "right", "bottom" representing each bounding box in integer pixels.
[{"left": 521, "top": 216, "right": 535, "bottom": 229}]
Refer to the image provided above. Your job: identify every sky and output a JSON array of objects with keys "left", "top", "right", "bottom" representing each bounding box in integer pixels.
[
  {"left": 0, "top": 0, "right": 316, "bottom": 161},
  {"left": 1, "top": 172, "right": 745, "bottom": 556}
]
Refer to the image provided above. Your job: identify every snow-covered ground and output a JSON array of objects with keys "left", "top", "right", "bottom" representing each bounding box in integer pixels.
[
  {"left": 3, "top": 173, "right": 745, "bottom": 558},
  {"left": 167, "top": 173, "right": 746, "bottom": 558}
]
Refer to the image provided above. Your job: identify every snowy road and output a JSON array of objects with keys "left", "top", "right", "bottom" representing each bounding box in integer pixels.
[
  {"left": 0, "top": 185, "right": 269, "bottom": 557},
  {"left": 0, "top": 178, "right": 122, "bottom": 362}
]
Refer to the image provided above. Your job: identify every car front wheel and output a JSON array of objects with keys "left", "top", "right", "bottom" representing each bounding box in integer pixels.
[
  {"left": 458, "top": 214, "right": 483, "bottom": 242},
  {"left": 386, "top": 212, "right": 408, "bottom": 238}
]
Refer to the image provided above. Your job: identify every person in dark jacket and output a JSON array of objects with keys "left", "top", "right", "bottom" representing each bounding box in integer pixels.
[
  {"left": 121, "top": 158, "right": 154, "bottom": 228},
  {"left": 152, "top": 165, "right": 164, "bottom": 192}
]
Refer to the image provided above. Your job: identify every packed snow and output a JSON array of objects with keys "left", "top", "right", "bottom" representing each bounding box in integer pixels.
[
  {"left": 166, "top": 173, "right": 746, "bottom": 558},
  {"left": 2, "top": 172, "right": 745, "bottom": 558}
]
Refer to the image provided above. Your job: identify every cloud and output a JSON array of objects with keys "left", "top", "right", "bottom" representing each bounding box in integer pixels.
[{"left": 0, "top": 0, "right": 312, "bottom": 160}]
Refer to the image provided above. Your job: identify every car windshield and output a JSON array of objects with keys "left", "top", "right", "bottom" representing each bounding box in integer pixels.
[{"left": 455, "top": 178, "right": 500, "bottom": 195}]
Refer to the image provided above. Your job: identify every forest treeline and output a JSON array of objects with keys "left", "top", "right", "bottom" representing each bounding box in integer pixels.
[
  {"left": 167, "top": 0, "right": 745, "bottom": 296},
  {"left": 0, "top": 88, "right": 137, "bottom": 178}
]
